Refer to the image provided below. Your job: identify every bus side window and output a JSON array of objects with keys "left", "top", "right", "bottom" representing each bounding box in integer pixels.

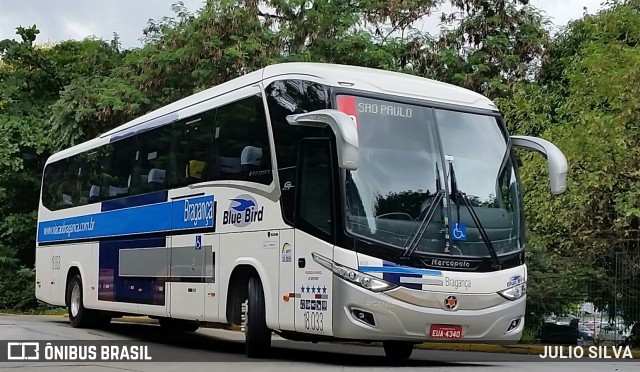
[
  {"left": 265, "top": 79, "right": 330, "bottom": 226},
  {"left": 75, "top": 150, "right": 102, "bottom": 205},
  {"left": 214, "top": 94, "right": 272, "bottom": 185},
  {"left": 171, "top": 110, "right": 216, "bottom": 188},
  {"left": 102, "top": 137, "right": 136, "bottom": 199},
  {"left": 42, "top": 160, "right": 66, "bottom": 210},
  {"left": 130, "top": 125, "right": 173, "bottom": 195},
  {"left": 296, "top": 139, "right": 334, "bottom": 241}
]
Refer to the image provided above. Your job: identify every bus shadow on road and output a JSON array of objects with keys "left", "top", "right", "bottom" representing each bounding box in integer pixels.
[{"left": 50, "top": 318, "right": 499, "bottom": 367}]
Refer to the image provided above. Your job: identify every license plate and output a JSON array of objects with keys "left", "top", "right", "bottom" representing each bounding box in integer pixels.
[{"left": 429, "top": 324, "right": 462, "bottom": 339}]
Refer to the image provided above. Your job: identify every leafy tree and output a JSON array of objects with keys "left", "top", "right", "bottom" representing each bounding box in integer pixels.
[
  {"left": 499, "top": 0, "right": 640, "bottom": 345},
  {"left": 0, "top": 27, "right": 125, "bottom": 310},
  {"left": 414, "top": 0, "right": 550, "bottom": 98}
]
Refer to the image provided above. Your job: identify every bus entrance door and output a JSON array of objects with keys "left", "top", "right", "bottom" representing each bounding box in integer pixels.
[{"left": 293, "top": 138, "right": 336, "bottom": 336}]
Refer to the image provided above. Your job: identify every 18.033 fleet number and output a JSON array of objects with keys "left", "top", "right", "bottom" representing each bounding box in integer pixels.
[{"left": 303, "top": 311, "right": 323, "bottom": 331}]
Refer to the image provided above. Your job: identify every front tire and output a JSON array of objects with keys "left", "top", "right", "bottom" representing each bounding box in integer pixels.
[
  {"left": 383, "top": 341, "right": 414, "bottom": 361},
  {"left": 244, "top": 276, "right": 271, "bottom": 358}
]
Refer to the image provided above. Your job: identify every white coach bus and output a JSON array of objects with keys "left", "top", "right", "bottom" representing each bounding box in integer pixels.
[{"left": 35, "top": 63, "right": 567, "bottom": 360}]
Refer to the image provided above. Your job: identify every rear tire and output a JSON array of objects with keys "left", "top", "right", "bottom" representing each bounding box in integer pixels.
[
  {"left": 244, "top": 276, "right": 271, "bottom": 358},
  {"left": 66, "top": 274, "right": 93, "bottom": 328},
  {"left": 383, "top": 341, "right": 414, "bottom": 361}
]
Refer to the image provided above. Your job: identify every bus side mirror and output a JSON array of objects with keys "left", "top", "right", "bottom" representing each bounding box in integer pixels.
[
  {"left": 511, "top": 135, "right": 568, "bottom": 195},
  {"left": 286, "top": 109, "right": 359, "bottom": 170}
]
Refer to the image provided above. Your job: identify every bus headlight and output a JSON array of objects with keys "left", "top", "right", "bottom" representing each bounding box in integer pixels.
[
  {"left": 498, "top": 283, "right": 527, "bottom": 301},
  {"left": 312, "top": 252, "right": 397, "bottom": 292}
]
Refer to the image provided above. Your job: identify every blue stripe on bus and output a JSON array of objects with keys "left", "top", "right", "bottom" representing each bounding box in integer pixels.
[
  {"left": 37, "top": 195, "right": 215, "bottom": 243},
  {"left": 359, "top": 265, "right": 443, "bottom": 277},
  {"left": 99, "top": 237, "right": 166, "bottom": 305},
  {"left": 379, "top": 261, "right": 423, "bottom": 290},
  {"left": 101, "top": 191, "right": 168, "bottom": 212}
]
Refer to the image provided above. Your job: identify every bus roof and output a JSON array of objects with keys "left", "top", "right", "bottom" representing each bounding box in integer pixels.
[{"left": 47, "top": 62, "right": 497, "bottom": 163}]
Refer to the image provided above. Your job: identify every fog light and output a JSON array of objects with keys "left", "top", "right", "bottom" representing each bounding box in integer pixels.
[
  {"left": 351, "top": 308, "right": 376, "bottom": 327},
  {"left": 507, "top": 318, "right": 521, "bottom": 333}
]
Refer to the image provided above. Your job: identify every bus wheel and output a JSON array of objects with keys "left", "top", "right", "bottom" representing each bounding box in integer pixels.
[
  {"left": 383, "top": 341, "right": 414, "bottom": 361},
  {"left": 243, "top": 276, "right": 271, "bottom": 358},
  {"left": 67, "top": 274, "right": 93, "bottom": 328}
]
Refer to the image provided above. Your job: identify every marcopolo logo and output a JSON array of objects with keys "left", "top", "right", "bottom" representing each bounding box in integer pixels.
[
  {"left": 222, "top": 194, "right": 264, "bottom": 227},
  {"left": 428, "top": 258, "right": 472, "bottom": 269}
]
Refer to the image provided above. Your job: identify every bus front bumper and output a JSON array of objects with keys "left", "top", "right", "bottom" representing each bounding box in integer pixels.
[{"left": 331, "top": 278, "right": 526, "bottom": 344}]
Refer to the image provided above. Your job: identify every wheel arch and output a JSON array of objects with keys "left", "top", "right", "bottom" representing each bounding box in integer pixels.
[
  {"left": 225, "top": 258, "right": 277, "bottom": 329},
  {"left": 64, "top": 263, "right": 87, "bottom": 307}
]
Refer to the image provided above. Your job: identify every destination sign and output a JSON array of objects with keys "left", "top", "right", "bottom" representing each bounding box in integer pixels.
[{"left": 357, "top": 102, "right": 413, "bottom": 118}]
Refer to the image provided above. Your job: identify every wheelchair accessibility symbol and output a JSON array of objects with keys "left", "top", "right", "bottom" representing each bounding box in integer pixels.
[
  {"left": 195, "top": 235, "right": 202, "bottom": 250},
  {"left": 451, "top": 222, "right": 467, "bottom": 241}
]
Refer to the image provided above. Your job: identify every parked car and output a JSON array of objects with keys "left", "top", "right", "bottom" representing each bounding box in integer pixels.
[
  {"left": 597, "top": 324, "right": 629, "bottom": 344},
  {"left": 578, "top": 323, "right": 594, "bottom": 341}
]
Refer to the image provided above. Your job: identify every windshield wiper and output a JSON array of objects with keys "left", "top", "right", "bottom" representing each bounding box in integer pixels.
[
  {"left": 401, "top": 163, "right": 444, "bottom": 259},
  {"left": 448, "top": 162, "right": 502, "bottom": 269}
]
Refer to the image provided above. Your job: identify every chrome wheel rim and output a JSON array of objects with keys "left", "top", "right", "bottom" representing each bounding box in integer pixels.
[
  {"left": 241, "top": 299, "right": 248, "bottom": 333},
  {"left": 70, "top": 283, "right": 81, "bottom": 317}
]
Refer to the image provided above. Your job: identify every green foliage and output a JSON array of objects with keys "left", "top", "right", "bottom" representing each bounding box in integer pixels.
[
  {"left": 519, "top": 326, "right": 539, "bottom": 344},
  {"left": 500, "top": 0, "right": 640, "bottom": 345},
  {"left": 0, "top": 263, "right": 37, "bottom": 311}
]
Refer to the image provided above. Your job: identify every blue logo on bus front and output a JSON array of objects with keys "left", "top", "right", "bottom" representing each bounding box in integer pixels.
[
  {"left": 222, "top": 194, "right": 264, "bottom": 228},
  {"left": 507, "top": 274, "right": 524, "bottom": 288}
]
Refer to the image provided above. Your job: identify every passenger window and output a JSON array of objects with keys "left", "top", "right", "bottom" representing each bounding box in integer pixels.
[
  {"left": 55, "top": 158, "right": 81, "bottom": 209},
  {"left": 42, "top": 160, "right": 67, "bottom": 210},
  {"left": 131, "top": 125, "right": 173, "bottom": 194},
  {"left": 296, "top": 140, "right": 334, "bottom": 240},
  {"left": 172, "top": 110, "right": 216, "bottom": 187},
  {"left": 101, "top": 136, "right": 136, "bottom": 199},
  {"left": 77, "top": 150, "right": 103, "bottom": 205},
  {"left": 213, "top": 94, "right": 272, "bottom": 185},
  {"left": 265, "top": 80, "right": 330, "bottom": 225}
]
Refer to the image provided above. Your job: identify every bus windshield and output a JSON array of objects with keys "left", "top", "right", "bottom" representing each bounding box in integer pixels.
[{"left": 340, "top": 95, "right": 524, "bottom": 258}]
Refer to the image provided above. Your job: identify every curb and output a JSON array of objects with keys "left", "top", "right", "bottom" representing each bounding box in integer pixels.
[{"left": 415, "top": 342, "right": 546, "bottom": 354}]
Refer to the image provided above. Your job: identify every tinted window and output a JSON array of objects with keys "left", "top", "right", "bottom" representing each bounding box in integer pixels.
[
  {"left": 297, "top": 140, "right": 333, "bottom": 240},
  {"left": 77, "top": 150, "right": 103, "bottom": 204},
  {"left": 265, "top": 80, "right": 330, "bottom": 224},
  {"left": 130, "top": 125, "right": 173, "bottom": 195},
  {"left": 41, "top": 94, "right": 273, "bottom": 210},
  {"left": 42, "top": 160, "right": 67, "bottom": 210},
  {"left": 42, "top": 151, "right": 102, "bottom": 210},
  {"left": 213, "top": 94, "right": 272, "bottom": 185},
  {"left": 101, "top": 136, "right": 136, "bottom": 200},
  {"left": 172, "top": 110, "right": 216, "bottom": 187}
]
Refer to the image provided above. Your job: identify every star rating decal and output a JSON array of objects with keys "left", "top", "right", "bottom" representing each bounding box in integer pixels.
[{"left": 300, "top": 285, "right": 328, "bottom": 294}]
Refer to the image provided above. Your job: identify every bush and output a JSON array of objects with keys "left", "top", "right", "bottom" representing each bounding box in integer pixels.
[
  {"left": 520, "top": 327, "right": 539, "bottom": 344},
  {"left": 0, "top": 262, "right": 38, "bottom": 311}
]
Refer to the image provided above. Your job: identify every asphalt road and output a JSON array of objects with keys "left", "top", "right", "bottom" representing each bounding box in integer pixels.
[{"left": 0, "top": 315, "right": 638, "bottom": 371}]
